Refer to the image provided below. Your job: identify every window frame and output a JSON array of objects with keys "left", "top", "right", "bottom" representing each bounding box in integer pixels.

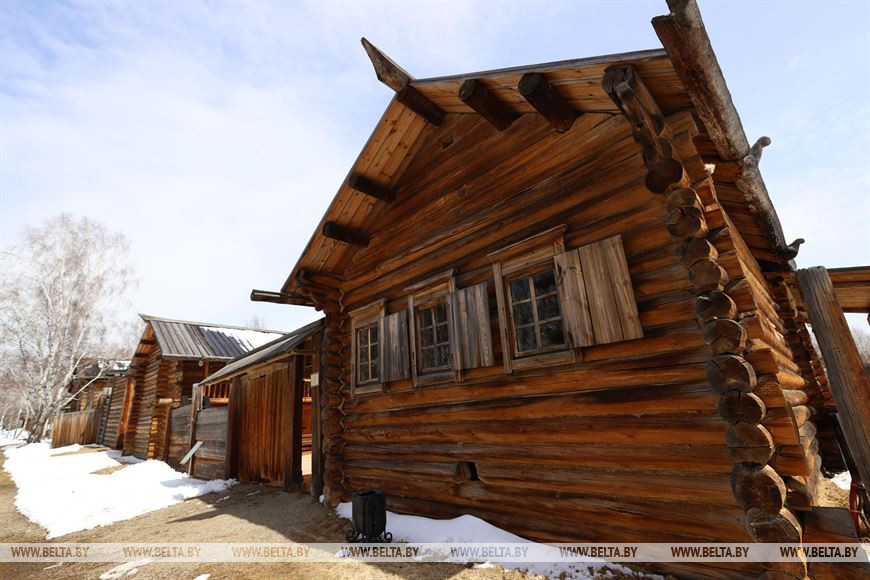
[
  {"left": 504, "top": 266, "right": 568, "bottom": 358},
  {"left": 488, "top": 225, "right": 575, "bottom": 374},
  {"left": 405, "top": 269, "right": 457, "bottom": 388},
  {"left": 415, "top": 300, "right": 452, "bottom": 375},
  {"left": 349, "top": 299, "right": 385, "bottom": 396}
]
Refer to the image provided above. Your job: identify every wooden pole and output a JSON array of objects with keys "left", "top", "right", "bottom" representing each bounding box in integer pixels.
[
  {"left": 796, "top": 267, "right": 870, "bottom": 501},
  {"left": 225, "top": 377, "right": 241, "bottom": 479},
  {"left": 310, "top": 342, "right": 324, "bottom": 499}
]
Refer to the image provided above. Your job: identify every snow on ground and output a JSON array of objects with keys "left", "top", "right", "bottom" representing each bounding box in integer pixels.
[
  {"left": 0, "top": 428, "right": 29, "bottom": 447},
  {"left": 832, "top": 471, "right": 852, "bottom": 491},
  {"left": 335, "top": 503, "right": 650, "bottom": 579},
  {"left": 3, "top": 442, "right": 236, "bottom": 538}
]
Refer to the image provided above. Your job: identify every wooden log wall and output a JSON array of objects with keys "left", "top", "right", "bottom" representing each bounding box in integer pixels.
[
  {"left": 308, "top": 109, "right": 753, "bottom": 547},
  {"left": 51, "top": 409, "right": 99, "bottom": 448},
  {"left": 192, "top": 406, "right": 228, "bottom": 480},
  {"left": 102, "top": 376, "right": 130, "bottom": 450}
]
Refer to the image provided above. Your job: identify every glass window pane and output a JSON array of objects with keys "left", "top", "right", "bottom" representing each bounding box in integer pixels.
[
  {"left": 434, "top": 303, "right": 448, "bottom": 323},
  {"left": 436, "top": 345, "right": 451, "bottom": 367},
  {"left": 370, "top": 326, "right": 378, "bottom": 344},
  {"left": 435, "top": 324, "right": 449, "bottom": 343},
  {"left": 512, "top": 302, "right": 533, "bottom": 326},
  {"left": 359, "top": 344, "right": 369, "bottom": 365},
  {"left": 540, "top": 321, "right": 566, "bottom": 347},
  {"left": 534, "top": 270, "right": 557, "bottom": 295},
  {"left": 510, "top": 278, "right": 531, "bottom": 302},
  {"left": 516, "top": 326, "right": 537, "bottom": 353},
  {"left": 370, "top": 360, "right": 379, "bottom": 379},
  {"left": 421, "top": 348, "right": 435, "bottom": 371},
  {"left": 421, "top": 327, "right": 434, "bottom": 347},
  {"left": 420, "top": 310, "right": 432, "bottom": 329},
  {"left": 537, "top": 294, "right": 562, "bottom": 321},
  {"left": 370, "top": 340, "right": 379, "bottom": 361}
]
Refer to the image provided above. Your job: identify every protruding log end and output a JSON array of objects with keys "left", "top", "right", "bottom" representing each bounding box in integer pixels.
[
  {"left": 459, "top": 78, "right": 517, "bottom": 131},
  {"left": 745, "top": 506, "right": 803, "bottom": 544},
  {"left": 360, "top": 37, "right": 413, "bottom": 92},
  {"left": 518, "top": 72, "right": 577, "bottom": 133},
  {"left": 727, "top": 422, "right": 775, "bottom": 464},
  {"left": 689, "top": 259, "right": 729, "bottom": 292},
  {"left": 666, "top": 205, "right": 709, "bottom": 239},
  {"left": 695, "top": 290, "right": 736, "bottom": 322},
  {"left": 645, "top": 158, "right": 686, "bottom": 193},
  {"left": 718, "top": 390, "right": 766, "bottom": 424},
  {"left": 730, "top": 463, "right": 787, "bottom": 511},
  {"left": 703, "top": 318, "right": 748, "bottom": 354},
  {"left": 706, "top": 354, "right": 757, "bottom": 393}
]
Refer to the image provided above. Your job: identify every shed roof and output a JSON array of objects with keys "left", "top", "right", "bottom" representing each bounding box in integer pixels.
[
  {"left": 275, "top": 1, "right": 792, "bottom": 303},
  {"left": 199, "top": 318, "right": 324, "bottom": 385},
  {"left": 139, "top": 314, "right": 286, "bottom": 361}
]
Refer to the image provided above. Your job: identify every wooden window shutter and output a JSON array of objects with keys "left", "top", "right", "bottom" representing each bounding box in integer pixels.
[
  {"left": 448, "top": 282, "right": 495, "bottom": 370},
  {"left": 553, "top": 250, "right": 595, "bottom": 348},
  {"left": 576, "top": 235, "right": 643, "bottom": 344},
  {"left": 382, "top": 310, "right": 410, "bottom": 382}
]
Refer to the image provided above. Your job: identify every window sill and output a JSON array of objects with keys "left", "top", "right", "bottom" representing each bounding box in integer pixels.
[
  {"left": 353, "top": 383, "right": 384, "bottom": 397},
  {"left": 415, "top": 371, "right": 454, "bottom": 388},
  {"left": 510, "top": 349, "right": 575, "bottom": 372}
]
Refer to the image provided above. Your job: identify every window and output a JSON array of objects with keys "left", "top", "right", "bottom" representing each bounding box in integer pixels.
[
  {"left": 507, "top": 269, "right": 566, "bottom": 355},
  {"left": 356, "top": 324, "right": 380, "bottom": 384},
  {"left": 489, "top": 227, "right": 643, "bottom": 373},
  {"left": 417, "top": 302, "right": 451, "bottom": 373}
]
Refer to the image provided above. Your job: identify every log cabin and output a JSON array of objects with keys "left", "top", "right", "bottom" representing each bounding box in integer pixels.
[
  {"left": 191, "top": 319, "right": 323, "bottom": 488},
  {"left": 254, "top": 1, "right": 869, "bottom": 577},
  {"left": 54, "top": 360, "right": 129, "bottom": 448},
  {"left": 122, "top": 314, "right": 283, "bottom": 461}
]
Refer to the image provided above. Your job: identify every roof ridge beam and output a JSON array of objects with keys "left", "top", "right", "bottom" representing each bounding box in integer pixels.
[
  {"left": 458, "top": 78, "right": 517, "bottom": 131},
  {"left": 361, "top": 38, "right": 445, "bottom": 125}
]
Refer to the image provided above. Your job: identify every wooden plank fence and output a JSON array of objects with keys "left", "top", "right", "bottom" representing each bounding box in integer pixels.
[
  {"left": 51, "top": 409, "right": 99, "bottom": 448},
  {"left": 191, "top": 406, "right": 227, "bottom": 480},
  {"left": 167, "top": 404, "right": 192, "bottom": 468}
]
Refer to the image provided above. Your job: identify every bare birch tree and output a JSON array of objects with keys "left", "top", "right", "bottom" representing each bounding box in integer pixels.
[{"left": 0, "top": 214, "right": 135, "bottom": 442}]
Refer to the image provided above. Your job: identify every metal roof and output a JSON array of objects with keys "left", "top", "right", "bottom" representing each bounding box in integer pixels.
[
  {"left": 199, "top": 318, "right": 323, "bottom": 385},
  {"left": 139, "top": 314, "right": 287, "bottom": 361}
]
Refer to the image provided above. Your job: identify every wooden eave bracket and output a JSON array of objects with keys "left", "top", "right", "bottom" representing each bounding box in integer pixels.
[
  {"left": 250, "top": 289, "right": 315, "bottom": 307},
  {"left": 518, "top": 72, "right": 577, "bottom": 133},
  {"left": 361, "top": 37, "right": 445, "bottom": 125},
  {"left": 459, "top": 78, "right": 517, "bottom": 131},
  {"left": 348, "top": 173, "right": 395, "bottom": 203},
  {"left": 322, "top": 221, "right": 370, "bottom": 247}
]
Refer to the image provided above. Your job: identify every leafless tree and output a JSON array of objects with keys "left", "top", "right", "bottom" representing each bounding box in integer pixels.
[
  {"left": 245, "top": 315, "right": 266, "bottom": 330},
  {"left": 852, "top": 326, "right": 870, "bottom": 365},
  {"left": 0, "top": 214, "right": 135, "bottom": 442}
]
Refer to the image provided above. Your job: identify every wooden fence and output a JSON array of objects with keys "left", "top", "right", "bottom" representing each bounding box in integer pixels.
[
  {"left": 167, "top": 404, "right": 192, "bottom": 468},
  {"left": 191, "top": 406, "right": 227, "bottom": 480},
  {"left": 51, "top": 409, "right": 99, "bottom": 448}
]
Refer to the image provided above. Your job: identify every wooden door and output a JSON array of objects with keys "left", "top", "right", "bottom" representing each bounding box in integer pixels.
[{"left": 237, "top": 365, "right": 289, "bottom": 485}]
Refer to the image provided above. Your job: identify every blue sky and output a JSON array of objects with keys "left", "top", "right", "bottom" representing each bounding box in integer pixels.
[{"left": 1, "top": 0, "right": 868, "bottom": 335}]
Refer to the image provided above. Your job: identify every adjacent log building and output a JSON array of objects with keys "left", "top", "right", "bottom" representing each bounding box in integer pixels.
[
  {"left": 54, "top": 360, "right": 129, "bottom": 448},
  {"left": 192, "top": 319, "right": 323, "bottom": 488},
  {"left": 254, "top": 1, "right": 868, "bottom": 577},
  {"left": 123, "top": 314, "right": 283, "bottom": 461}
]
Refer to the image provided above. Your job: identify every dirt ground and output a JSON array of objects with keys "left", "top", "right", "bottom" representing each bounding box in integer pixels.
[{"left": 0, "top": 450, "right": 631, "bottom": 580}]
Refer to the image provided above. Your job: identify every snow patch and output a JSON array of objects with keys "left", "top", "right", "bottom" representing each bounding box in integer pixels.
[
  {"left": 335, "top": 503, "right": 651, "bottom": 579},
  {"left": 0, "top": 428, "right": 28, "bottom": 447},
  {"left": 3, "top": 442, "right": 236, "bottom": 538},
  {"left": 832, "top": 471, "right": 852, "bottom": 491}
]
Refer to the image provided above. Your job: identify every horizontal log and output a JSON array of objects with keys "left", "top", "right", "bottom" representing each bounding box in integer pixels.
[
  {"left": 645, "top": 158, "right": 688, "bottom": 194},
  {"left": 665, "top": 187, "right": 702, "bottom": 211}
]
